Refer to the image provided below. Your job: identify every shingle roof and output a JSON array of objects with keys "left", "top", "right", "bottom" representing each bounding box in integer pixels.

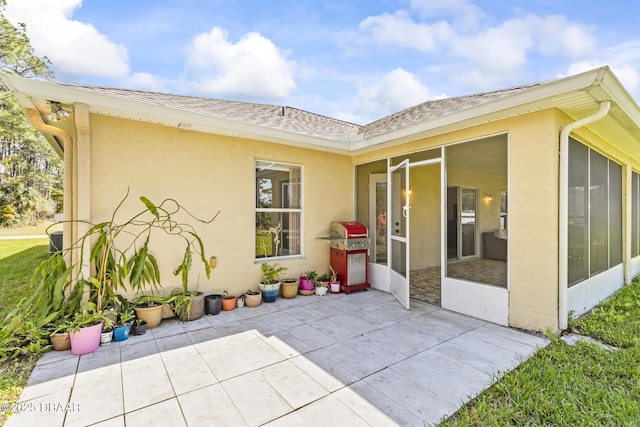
[
  {"left": 59, "top": 82, "right": 362, "bottom": 140},
  {"left": 361, "top": 81, "right": 548, "bottom": 139},
  {"left": 58, "top": 79, "right": 553, "bottom": 142}
]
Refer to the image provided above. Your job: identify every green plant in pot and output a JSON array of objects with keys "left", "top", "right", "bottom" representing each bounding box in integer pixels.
[
  {"left": 329, "top": 265, "right": 341, "bottom": 293},
  {"left": 257, "top": 222, "right": 287, "bottom": 302},
  {"left": 49, "top": 319, "right": 73, "bottom": 351},
  {"left": 168, "top": 240, "right": 210, "bottom": 322},
  {"left": 259, "top": 262, "right": 287, "bottom": 302},
  {"left": 68, "top": 303, "right": 115, "bottom": 355},
  {"left": 113, "top": 298, "right": 135, "bottom": 342},
  {"left": 0, "top": 189, "right": 218, "bottom": 359},
  {"left": 300, "top": 270, "right": 317, "bottom": 293},
  {"left": 281, "top": 277, "right": 299, "bottom": 299},
  {"left": 106, "top": 192, "right": 218, "bottom": 324},
  {"left": 315, "top": 274, "right": 329, "bottom": 296}
]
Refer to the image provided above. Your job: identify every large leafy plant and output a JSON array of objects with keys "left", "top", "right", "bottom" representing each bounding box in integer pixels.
[{"left": 0, "top": 189, "right": 218, "bottom": 359}]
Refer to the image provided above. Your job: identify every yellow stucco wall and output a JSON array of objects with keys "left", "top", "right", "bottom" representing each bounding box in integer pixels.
[
  {"left": 80, "top": 106, "right": 640, "bottom": 333},
  {"left": 507, "top": 110, "right": 561, "bottom": 332},
  {"left": 88, "top": 115, "right": 353, "bottom": 298},
  {"left": 409, "top": 164, "right": 441, "bottom": 269}
]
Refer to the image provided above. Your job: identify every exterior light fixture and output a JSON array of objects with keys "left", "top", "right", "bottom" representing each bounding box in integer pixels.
[{"left": 47, "top": 101, "right": 71, "bottom": 122}]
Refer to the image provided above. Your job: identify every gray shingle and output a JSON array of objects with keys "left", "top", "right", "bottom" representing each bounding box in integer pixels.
[{"left": 59, "top": 79, "right": 551, "bottom": 142}]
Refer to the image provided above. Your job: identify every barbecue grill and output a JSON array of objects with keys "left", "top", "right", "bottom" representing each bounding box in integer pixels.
[{"left": 329, "top": 221, "right": 371, "bottom": 293}]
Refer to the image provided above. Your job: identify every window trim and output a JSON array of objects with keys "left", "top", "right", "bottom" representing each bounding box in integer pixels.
[{"left": 254, "top": 159, "right": 303, "bottom": 261}]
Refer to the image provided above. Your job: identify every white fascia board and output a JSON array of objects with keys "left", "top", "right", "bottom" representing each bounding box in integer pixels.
[
  {"left": 599, "top": 69, "right": 640, "bottom": 129},
  {"left": 0, "top": 74, "right": 352, "bottom": 155},
  {"left": 4, "top": 66, "right": 637, "bottom": 157},
  {"left": 349, "top": 67, "right": 617, "bottom": 154}
]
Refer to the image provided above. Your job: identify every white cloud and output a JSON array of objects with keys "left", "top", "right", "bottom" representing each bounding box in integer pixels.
[
  {"left": 354, "top": 68, "right": 445, "bottom": 122},
  {"left": 450, "top": 20, "right": 532, "bottom": 74},
  {"left": 354, "top": 5, "right": 599, "bottom": 93},
  {"left": 563, "top": 40, "right": 640, "bottom": 101},
  {"left": 527, "top": 14, "right": 596, "bottom": 58},
  {"left": 4, "top": 0, "right": 130, "bottom": 79},
  {"left": 184, "top": 27, "right": 297, "bottom": 100},
  {"left": 121, "top": 73, "right": 168, "bottom": 92},
  {"left": 438, "top": 13, "right": 595, "bottom": 90},
  {"left": 359, "top": 10, "right": 452, "bottom": 52},
  {"left": 409, "top": 0, "right": 486, "bottom": 31}
]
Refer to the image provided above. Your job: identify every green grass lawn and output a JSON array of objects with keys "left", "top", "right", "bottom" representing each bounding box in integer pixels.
[
  {"left": 0, "top": 239, "right": 49, "bottom": 426},
  {"left": 441, "top": 279, "right": 640, "bottom": 426},
  {"left": 0, "top": 221, "right": 61, "bottom": 237},
  {"left": 0, "top": 239, "right": 49, "bottom": 321}
]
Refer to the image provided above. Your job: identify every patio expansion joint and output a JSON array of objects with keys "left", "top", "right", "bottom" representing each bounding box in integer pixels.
[{"left": 58, "top": 355, "right": 81, "bottom": 426}]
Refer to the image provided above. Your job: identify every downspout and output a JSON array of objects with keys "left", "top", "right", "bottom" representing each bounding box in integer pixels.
[
  {"left": 559, "top": 101, "right": 610, "bottom": 330},
  {"left": 23, "top": 108, "right": 74, "bottom": 265}
]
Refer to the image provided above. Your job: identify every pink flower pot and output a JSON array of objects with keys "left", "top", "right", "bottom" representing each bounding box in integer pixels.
[
  {"left": 299, "top": 277, "right": 314, "bottom": 291},
  {"left": 70, "top": 322, "right": 103, "bottom": 355}
]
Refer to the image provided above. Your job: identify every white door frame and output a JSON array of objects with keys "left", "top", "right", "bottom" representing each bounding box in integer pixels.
[
  {"left": 387, "top": 156, "right": 443, "bottom": 309},
  {"left": 388, "top": 159, "right": 410, "bottom": 309}
]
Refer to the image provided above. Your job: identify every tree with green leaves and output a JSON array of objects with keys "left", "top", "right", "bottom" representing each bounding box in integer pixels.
[{"left": 0, "top": 0, "right": 62, "bottom": 226}]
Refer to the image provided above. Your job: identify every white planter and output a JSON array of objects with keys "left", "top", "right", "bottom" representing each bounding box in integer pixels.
[
  {"left": 315, "top": 286, "right": 328, "bottom": 296},
  {"left": 329, "top": 281, "right": 340, "bottom": 293}
]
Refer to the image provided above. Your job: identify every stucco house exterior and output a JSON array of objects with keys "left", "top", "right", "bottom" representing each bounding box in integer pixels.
[{"left": 3, "top": 66, "right": 640, "bottom": 334}]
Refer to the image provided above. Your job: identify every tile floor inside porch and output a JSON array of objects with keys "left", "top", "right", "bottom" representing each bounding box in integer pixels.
[{"left": 7, "top": 289, "right": 547, "bottom": 427}]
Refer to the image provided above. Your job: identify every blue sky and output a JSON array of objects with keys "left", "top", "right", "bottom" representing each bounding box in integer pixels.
[{"left": 5, "top": 0, "right": 640, "bottom": 124}]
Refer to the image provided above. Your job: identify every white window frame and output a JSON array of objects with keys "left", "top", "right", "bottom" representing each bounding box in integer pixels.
[{"left": 255, "top": 160, "right": 303, "bottom": 261}]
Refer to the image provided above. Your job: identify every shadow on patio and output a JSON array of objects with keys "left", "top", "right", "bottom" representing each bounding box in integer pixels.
[{"left": 6, "top": 290, "right": 548, "bottom": 427}]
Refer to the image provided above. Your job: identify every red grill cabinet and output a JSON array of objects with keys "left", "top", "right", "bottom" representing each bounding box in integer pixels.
[{"left": 329, "top": 221, "right": 371, "bottom": 293}]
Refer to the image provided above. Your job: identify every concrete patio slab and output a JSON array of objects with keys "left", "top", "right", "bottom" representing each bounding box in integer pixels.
[{"left": 5, "top": 290, "right": 548, "bottom": 426}]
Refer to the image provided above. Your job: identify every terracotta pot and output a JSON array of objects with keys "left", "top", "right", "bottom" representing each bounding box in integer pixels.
[
  {"left": 245, "top": 291, "right": 262, "bottom": 307},
  {"left": 134, "top": 304, "right": 163, "bottom": 329},
  {"left": 50, "top": 332, "right": 70, "bottom": 351},
  {"left": 281, "top": 280, "right": 299, "bottom": 299},
  {"left": 222, "top": 295, "right": 237, "bottom": 311}
]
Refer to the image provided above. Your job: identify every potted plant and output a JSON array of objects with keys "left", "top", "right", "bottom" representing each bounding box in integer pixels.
[
  {"left": 281, "top": 277, "right": 299, "bottom": 299},
  {"left": 68, "top": 304, "right": 114, "bottom": 355},
  {"left": 113, "top": 304, "right": 135, "bottom": 342},
  {"left": 257, "top": 222, "right": 287, "bottom": 302},
  {"left": 131, "top": 319, "right": 147, "bottom": 336},
  {"left": 329, "top": 266, "right": 341, "bottom": 294},
  {"left": 299, "top": 270, "right": 317, "bottom": 294},
  {"left": 315, "top": 274, "right": 329, "bottom": 296},
  {"left": 100, "top": 326, "right": 114, "bottom": 346},
  {"left": 245, "top": 289, "right": 261, "bottom": 307},
  {"left": 132, "top": 295, "right": 168, "bottom": 329},
  {"left": 204, "top": 293, "right": 223, "bottom": 315},
  {"left": 26, "top": 190, "right": 218, "bottom": 339},
  {"left": 49, "top": 319, "right": 72, "bottom": 351},
  {"left": 259, "top": 262, "right": 287, "bottom": 302},
  {"left": 221, "top": 291, "right": 236, "bottom": 311}
]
